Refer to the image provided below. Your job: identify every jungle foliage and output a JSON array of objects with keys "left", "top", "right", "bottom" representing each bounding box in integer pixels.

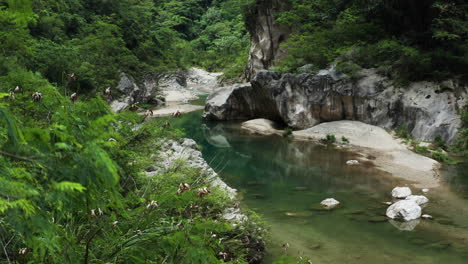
[
  {"left": 1, "top": 0, "right": 253, "bottom": 93},
  {"left": 0, "top": 1, "right": 264, "bottom": 263},
  {"left": 275, "top": 0, "right": 468, "bottom": 83}
]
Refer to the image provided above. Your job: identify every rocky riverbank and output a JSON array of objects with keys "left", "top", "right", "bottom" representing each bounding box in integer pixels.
[
  {"left": 110, "top": 67, "right": 222, "bottom": 113},
  {"left": 240, "top": 118, "right": 440, "bottom": 188},
  {"left": 146, "top": 138, "right": 266, "bottom": 262}
]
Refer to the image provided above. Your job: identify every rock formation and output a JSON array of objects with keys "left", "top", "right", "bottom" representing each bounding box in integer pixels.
[
  {"left": 205, "top": 67, "right": 467, "bottom": 144},
  {"left": 111, "top": 68, "right": 221, "bottom": 112},
  {"left": 245, "top": 0, "right": 291, "bottom": 80}
]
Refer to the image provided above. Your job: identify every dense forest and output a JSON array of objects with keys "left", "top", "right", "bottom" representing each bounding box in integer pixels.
[
  {"left": 0, "top": 0, "right": 467, "bottom": 263},
  {"left": 0, "top": 0, "right": 261, "bottom": 263},
  {"left": 275, "top": 0, "right": 467, "bottom": 83}
]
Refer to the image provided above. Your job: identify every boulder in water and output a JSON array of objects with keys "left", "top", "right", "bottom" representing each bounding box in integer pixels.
[
  {"left": 386, "top": 200, "right": 422, "bottom": 221},
  {"left": 391, "top": 187, "right": 412, "bottom": 199},
  {"left": 320, "top": 198, "right": 340, "bottom": 209}
]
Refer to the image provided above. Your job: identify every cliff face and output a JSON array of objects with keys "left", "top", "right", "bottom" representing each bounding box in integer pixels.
[
  {"left": 205, "top": 68, "right": 467, "bottom": 144},
  {"left": 245, "top": 0, "right": 291, "bottom": 80}
]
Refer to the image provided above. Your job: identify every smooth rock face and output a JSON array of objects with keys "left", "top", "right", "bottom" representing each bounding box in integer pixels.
[
  {"left": 386, "top": 200, "right": 422, "bottom": 221},
  {"left": 320, "top": 198, "right": 340, "bottom": 209},
  {"left": 245, "top": 0, "right": 291, "bottom": 80},
  {"left": 392, "top": 187, "right": 412, "bottom": 199},
  {"left": 204, "top": 68, "right": 467, "bottom": 143},
  {"left": 405, "top": 195, "right": 429, "bottom": 205}
]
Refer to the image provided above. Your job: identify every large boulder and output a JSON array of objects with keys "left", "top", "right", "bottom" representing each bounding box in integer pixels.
[
  {"left": 203, "top": 83, "right": 281, "bottom": 121},
  {"left": 386, "top": 200, "right": 422, "bottom": 221},
  {"left": 110, "top": 72, "right": 162, "bottom": 112},
  {"left": 391, "top": 187, "right": 412, "bottom": 199}
]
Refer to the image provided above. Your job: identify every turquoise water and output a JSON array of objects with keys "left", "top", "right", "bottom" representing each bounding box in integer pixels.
[{"left": 169, "top": 110, "right": 468, "bottom": 264}]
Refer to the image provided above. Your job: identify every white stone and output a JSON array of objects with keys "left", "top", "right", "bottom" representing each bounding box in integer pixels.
[
  {"left": 422, "top": 188, "right": 430, "bottom": 193},
  {"left": 320, "top": 198, "right": 340, "bottom": 208},
  {"left": 405, "top": 195, "right": 429, "bottom": 205},
  {"left": 422, "top": 214, "right": 433, "bottom": 219},
  {"left": 346, "top": 160, "right": 359, "bottom": 165},
  {"left": 391, "top": 187, "right": 412, "bottom": 199},
  {"left": 386, "top": 200, "right": 422, "bottom": 221}
]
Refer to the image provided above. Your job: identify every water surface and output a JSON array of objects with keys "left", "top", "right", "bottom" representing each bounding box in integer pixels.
[{"left": 169, "top": 110, "right": 468, "bottom": 263}]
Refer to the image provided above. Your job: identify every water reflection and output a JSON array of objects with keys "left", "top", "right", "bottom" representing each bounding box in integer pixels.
[{"left": 170, "top": 110, "right": 468, "bottom": 264}]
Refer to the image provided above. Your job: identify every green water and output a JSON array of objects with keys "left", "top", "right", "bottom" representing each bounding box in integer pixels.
[{"left": 170, "top": 110, "right": 468, "bottom": 264}]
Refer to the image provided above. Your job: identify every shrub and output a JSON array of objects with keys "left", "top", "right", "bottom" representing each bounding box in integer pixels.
[
  {"left": 395, "top": 126, "right": 411, "bottom": 139},
  {"left": 341, "top": 136, "right": 350, "bottom": 143},
  {"left": 415, "top": 145, "right": 429, "bottom": 154},
  {"left": 321, "top": 134, "right": 336, "bottom": 144},
  {"left": 282, "top": 128, "right": 293, "bottom": 138},
  {"left": 433, "top": 135, "right": 448, "bottom": 151},
  {"left": 431, "top": 151, "right": 453, "bottom": 164}
]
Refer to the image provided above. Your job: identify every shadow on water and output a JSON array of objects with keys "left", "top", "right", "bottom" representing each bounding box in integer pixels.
[{"left": 168, "top": 110, "right": 468, "bottom": 264}]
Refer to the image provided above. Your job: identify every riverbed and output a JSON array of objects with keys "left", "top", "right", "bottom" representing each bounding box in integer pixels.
[{"left": 166, "top": 108, "right": 468, "bottom": 264}]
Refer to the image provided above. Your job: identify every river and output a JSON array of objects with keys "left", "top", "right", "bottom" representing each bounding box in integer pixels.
[{"left": 163, "top": 105, "right": 468, "bottom": 264}]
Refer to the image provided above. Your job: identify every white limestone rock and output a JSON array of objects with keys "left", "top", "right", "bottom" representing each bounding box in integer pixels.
[
  {"left": 422, "top": 214, "right": 433, "bottom": 220},
  {"left": 346, "top": 160, "right": 360, "bottom": 166},
  {"left": 386, "top": 200, "right": 422, "bottom": 221},
  {"left": 391, "top": 187, "right": 412, "bottom": 199},
  {"left": 320, "top": 198, "right": 340, "bottom": 209}
]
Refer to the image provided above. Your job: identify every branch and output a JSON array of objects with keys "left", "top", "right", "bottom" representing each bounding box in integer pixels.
[{"left": 0, "top": 150, "right": 34, "bottom": 162}]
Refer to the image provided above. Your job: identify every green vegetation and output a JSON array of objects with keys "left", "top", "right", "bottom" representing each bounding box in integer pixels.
[
  {"left": 0, "top": 1, "right": 264, "bottom": 263},
  {"left": 341, "top": 136, "right": 350, "bottom": 144},
  {"left": 453, "top": 105, "right": 468, "bottom": 153},
  {"left": 276, "top": 0, "right": 468, "bottom": 83},
  {"left": 0, "top": 79, "right": 264, "bottom": 262},
  {"left": 1, "top": 0, "right": 252, "bottom": 95},
  {"left": 322, "top": 134, "right": 337, "bottom": 144},
  {"left": 395, "top": 125, "right": 411, "bottom": 139},
  {"left": 282, "top": 128, "right": 293, "bottom": 138}
]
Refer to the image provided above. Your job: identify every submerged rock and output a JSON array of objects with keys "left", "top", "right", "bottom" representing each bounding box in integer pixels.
[
  {"left": 389, "top": 219, "right": 421, "bottom": 231},
  {"left": 346, "top": 160, "right": 359, "bottom": 166},
  {"left": 391, "top": 187, "right": 412, "bottom": 199},
  {"left": 386, "top": 200, "right": 422, "bottom": 221},
  {"left": 241, "top": 119, "right": 282, "bottom": 136},
  {"left": 405, "top": 195, "right": 429, "bottom": 205},
  {"left": 320, "top": 198, "right": 341, "bottom": 209}
]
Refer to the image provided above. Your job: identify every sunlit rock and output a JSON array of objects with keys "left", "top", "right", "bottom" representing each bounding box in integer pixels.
[
  {"left": 386, "top": 200, "right": 421, "bottom": 221},
  {"left": 391, "top": 187, "right": 412, "bottom": 199},
  {"left": 320, "top": 198, "right": 340, "bottom": 209}
]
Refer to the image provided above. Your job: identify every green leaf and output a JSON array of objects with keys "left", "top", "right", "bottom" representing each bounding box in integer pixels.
[{"left": 53, "top": 181, "right": 87, "bottom": 193}]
